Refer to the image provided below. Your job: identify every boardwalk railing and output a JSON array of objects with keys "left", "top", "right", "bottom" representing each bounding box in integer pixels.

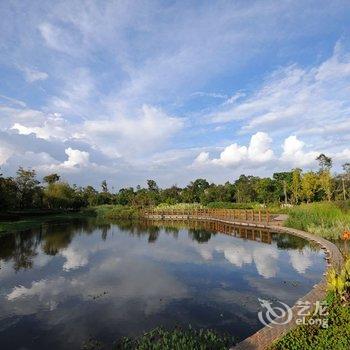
[
  {"left": 143, "top": 218, "right": 273, "bottom": 244},
  {"left": 141, "top": 208, "right": 271, "bottom": 224}
]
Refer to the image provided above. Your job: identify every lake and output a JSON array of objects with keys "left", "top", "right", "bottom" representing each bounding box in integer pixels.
[{"left": 0, "top": 218, "right": 326, "bottom": 349}]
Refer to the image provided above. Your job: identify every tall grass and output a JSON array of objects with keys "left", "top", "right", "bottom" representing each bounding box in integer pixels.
[
  {"left": 206, "top": 202, "right": 254, "bottom": 209},
  {"left": 93, "top": 205, "right": 139, "bottom": 219},
  {"left": 285, "top": 202, "right": 350, "bottom": 240},
  {"left": 155, "top": 203, "right": 204, "bottom": 210}
]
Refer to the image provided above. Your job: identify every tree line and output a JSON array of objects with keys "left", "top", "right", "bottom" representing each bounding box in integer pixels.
[{"left": 0, "top": 154, "right": 349, "bottom": 211}]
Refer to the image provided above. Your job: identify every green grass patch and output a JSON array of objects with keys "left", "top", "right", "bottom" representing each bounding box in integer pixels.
[
  {"left": 114, "top": 326, "right": 234, "bottom": 350},
  {"left": 284, "top": 202, "right": 350, "bottom": 240}
]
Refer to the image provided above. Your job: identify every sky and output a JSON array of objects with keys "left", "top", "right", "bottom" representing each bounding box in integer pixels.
[{"left": 1, "top": 0, "right": 350, "bottom": 190}]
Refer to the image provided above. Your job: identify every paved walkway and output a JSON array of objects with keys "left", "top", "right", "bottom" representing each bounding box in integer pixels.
[{"left": 144, "top": 214, "right": 344, "bottom": 350}]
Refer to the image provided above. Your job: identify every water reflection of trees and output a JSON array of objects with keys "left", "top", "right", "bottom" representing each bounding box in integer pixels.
[
  {"left": 0, "top": 218, "right": 111, "bottom": 271},
  {"left": 272, "top": 233, "right": 310, "bottom": 250},
  {"left": 0, "top": 229, "right": 39, "bottom": 271},
  {"left": 188, "top": 229, "right": 215, "bottom": 243},
  {"left": 0, "top": 218, "right": 313, "bottom": 272},
  {"left": 137, "top": 219, "right": 311, "bottom": 249}
]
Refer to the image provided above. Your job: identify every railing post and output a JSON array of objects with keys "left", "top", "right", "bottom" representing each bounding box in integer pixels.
[
  {"left": 266, "top": 209, "right": 270, "bottom": 224},
  {"left": 258, "top": 210, "right": 262, "bottom": 223}
]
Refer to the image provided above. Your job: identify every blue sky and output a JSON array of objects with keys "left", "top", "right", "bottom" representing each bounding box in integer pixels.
[{"left": 1, "top": 0, "right": 350, "bottom": 189}]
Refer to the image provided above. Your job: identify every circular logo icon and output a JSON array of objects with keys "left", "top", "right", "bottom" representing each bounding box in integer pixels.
[{"left": 258, "top": 298, "right": 293, "bottom": 328}]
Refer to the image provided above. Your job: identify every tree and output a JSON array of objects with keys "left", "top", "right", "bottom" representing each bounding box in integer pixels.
[
  {"left": 291, "top": 168, "right": 302, "bottom": 204},
  {"left": 83, "top": 186, "right": 99, "bottom": 206},
  {"left": 0, "top": 172, "right": 18, "bottom": 210},
  {"left": 199, "top": 182, "right": 234, "bottom": 205},
  {"left": 301, "top": 171, "right": 319, "bottom": 203},
  {"left": 44, "top": 182, "right": 75, "bottom": 209},
  {"left": 343, "top": 162, "right": 350, "bottom": 175},
  {"left": 101, "top": 180, "right": 108, "bottom": 193},
  {"left": 273, "top": 172, "right": 293, "bottom": 204},
  {"left": 160, "top": 185, "right": 182, "bottom": 204},
  {"left": 319, "top": 169, "right": 333, "bottom": 201},
  {"left": 234, "top": 175, "right": 257, "bottom": 203},
  {"left": 341, "top": 163, "right": 350, "bottom": 200},
  {"left": 316, "top": 154, "right": 332, "bottom": 171},
  {"left": 316, "top": 154, "right": 333, "bottom": 202},
  {"left": 255, "top": 178, "right": 279, "bottom": 204},
  {"left": 184, "top": 179, "right": 210, "bottom": 202},
  {"left": 147, "top": 179, "right": 159, "bottom": 192},
  {"left": 15, "top": 167, "right": 41, "bottom": 209},
  {"left": 43, "top": 173, "right": 60, "bottom": 185},
  {"left": 116, "top": 187, "right": 135, "bottom": 205}
]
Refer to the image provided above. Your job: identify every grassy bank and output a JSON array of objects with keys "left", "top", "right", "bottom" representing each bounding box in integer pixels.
[
  {"left": 284, "top": 202, "right": 350, "bottom": 240},
  {"left": 270, "top": 257, "right": 350, "bottom": 350},
  {"left": 270, "top": 293, "right": 350, "bottom": 350},
  {"left": 82, "top": 327, "right": 233, "bottom": 350},
  {"left": 0, "top": 209, "right": 95, "bottom": 235}
]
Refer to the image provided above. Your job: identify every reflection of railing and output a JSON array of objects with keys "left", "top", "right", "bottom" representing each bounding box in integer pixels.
[
  {"left": 141, "top": 208, "right": 272, "bottom": 224},
  {"left": 145, "top": 219, "right": 272, "bottom": 244}
]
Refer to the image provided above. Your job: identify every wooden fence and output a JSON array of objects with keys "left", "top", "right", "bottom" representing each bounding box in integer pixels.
[
  {"left": 143, "top": 218, "right": 273, "bottom": 244},
  {"left": 141, "top": 208, "right": 271, "bottom": 224}
]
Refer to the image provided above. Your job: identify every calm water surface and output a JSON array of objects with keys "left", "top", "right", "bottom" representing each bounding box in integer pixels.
[{"left": 0, "top": 218, "right": 326, "bottom": 349}]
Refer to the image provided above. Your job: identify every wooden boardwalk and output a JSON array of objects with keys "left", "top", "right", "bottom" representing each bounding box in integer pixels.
[{"left": 141, "top": 208, "right": 283, "bottom": 225}]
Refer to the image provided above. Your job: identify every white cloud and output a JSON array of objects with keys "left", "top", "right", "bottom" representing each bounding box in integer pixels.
[
  {"left": 61, "top": 247, "right": 89, "bottom": 271},
  {"left": 252, "top": 246, "right": 279, "bottom": 278},
  {"left": 212, "top": 242, "right": 279, "bottom": 278},
  {"left": 7, "top": 277, "right": 66, "bottom": 301},
  {"left": 193, "top": 151, "right": 210, "bottom": 166},
  {"left": 39, "top": 22, "right": 79, "bottom": 54},
  {"left": 222, "top": 246, "right": 252, "bottom": 267},
  {"left": 334, "top": 148, "right": 350, "bottom": 161},
  {"left": 83, "top": 105, "right": 184, "bottom": 157},
  {"left": 11, "top": 115, "right": 70, "bottom": 140},
  {"left": 36, "top": 148, "right": 93, "bottom": 174},
  {"left": 1, "top": 2, "right": 350, "bottom": 186},
  {"left": 192, "top": 91, "right": 227, "bottom": 99},
  {"left": 289, "top": 249, "right": 312, "bottom": 274},
  {"left": 193, "top": 132, "right": 321, "bottom": 170},
  {"left": 281, "top": 135, "right": 318, "bottom": 167},
  {"left": 247, "top": 132, "right": 274, "bottom": 162},
  {"left": 195, "top": 131, "right": 274, "bottom": 167},
  {"left": 20, "top": 67, "right": 48, "bottom": 83},
  {"left": 208, "top": 45, "right": 350, "bottom": 147},
  {"left": 0, "top": 145, "right": 14, "bottom": 165},
  {"left": 62, "top": 148, "right": 90, "bottom": 168},
  {"left": 213, "top": 143, "right": 248, "bottom": 166}
]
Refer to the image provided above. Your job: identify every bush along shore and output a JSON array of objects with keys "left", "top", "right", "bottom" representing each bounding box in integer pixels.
[{"left": 0, "top": 209, "right": 95, "bottom": 235}]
